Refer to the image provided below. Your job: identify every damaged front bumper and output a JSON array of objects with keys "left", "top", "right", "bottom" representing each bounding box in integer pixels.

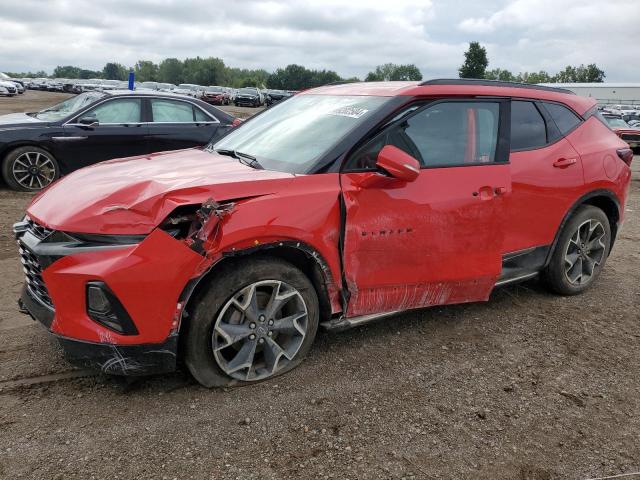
[
  {"left": 19, "top": 284, "right": 177, "bottom": 375},
  {"left": 13, "top": 215, "right": 211, "bottom": 376}
]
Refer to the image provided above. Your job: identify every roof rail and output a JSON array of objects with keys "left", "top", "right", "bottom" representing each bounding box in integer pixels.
[
  {"left": 323, "top": 80, "right": 361, "bottom": 86},
  {"left": 419, "top": 78, "right": 576, "bottom": 95}
]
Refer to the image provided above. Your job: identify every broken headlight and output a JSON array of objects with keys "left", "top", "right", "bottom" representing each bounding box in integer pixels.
[
  {"left": 158, "top": 200, "right": 235, "bottom": 251},
  {"left": 158, "top": 205, "right": 200, "bottom": 240}
]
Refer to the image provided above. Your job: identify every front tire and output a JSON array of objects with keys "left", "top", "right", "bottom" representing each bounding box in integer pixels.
[
  {"left": 184, "top": 257, "right": 319, "bottom": 388},
  {"left": 542, "top": 205, "right": 611, "bottom": 295},
  {"left": 2, "top": 146, "right": 60, "bottom": 191}
]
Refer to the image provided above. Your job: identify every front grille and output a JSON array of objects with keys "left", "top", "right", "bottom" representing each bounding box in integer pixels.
[
  {"left": 621, "top": 133, "right": 640, "bottom": 142},
  {"left": 18, "top": 244, "right": 54, "bottom": 309}
]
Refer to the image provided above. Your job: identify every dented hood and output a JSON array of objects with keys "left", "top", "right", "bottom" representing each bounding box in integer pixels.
[{"left": 27, "top": 148, "right": 295, "bottom": 234}]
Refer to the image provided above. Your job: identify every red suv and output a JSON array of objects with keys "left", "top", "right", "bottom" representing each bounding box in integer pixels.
[{"left": 15, "top": 79, "right": 633, "bottom": 387}]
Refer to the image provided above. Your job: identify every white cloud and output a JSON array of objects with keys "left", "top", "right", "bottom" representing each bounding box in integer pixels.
[
  {"left": 0, "top": 0, "right": 638, "bottom": 81},
  {"left": 457, "top": 0, "right": 639, "bottom": 80}
]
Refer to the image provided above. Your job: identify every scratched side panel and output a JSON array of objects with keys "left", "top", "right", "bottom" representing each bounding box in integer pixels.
[{"left": 342, "top": 166, "right": 510, "bottom": 317}]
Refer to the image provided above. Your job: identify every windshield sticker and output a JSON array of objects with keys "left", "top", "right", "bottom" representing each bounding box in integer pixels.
[{"left": 327, "top": 106, "right": 369, "bottom": 119}]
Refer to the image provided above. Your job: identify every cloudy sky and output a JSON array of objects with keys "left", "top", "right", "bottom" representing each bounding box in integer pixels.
[{"left": 1, "top": 0, "right": 638, "bottom": 81}]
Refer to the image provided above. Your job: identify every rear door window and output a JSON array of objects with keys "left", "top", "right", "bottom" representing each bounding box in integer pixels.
[
  {"left": 194, "top": 107, "right": 213, "bottom": 122},
  {"left": 510, "top": 101, "right": 547, "bottom": 151},
  {"left": 543, "top": 102, "right": 581, "bottom": 135},
  {"left": 151, "top": 99, "right": 197, "bottom": 122}
]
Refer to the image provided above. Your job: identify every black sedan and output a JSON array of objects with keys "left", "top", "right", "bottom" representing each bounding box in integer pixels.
[
  {"left": 0, "top": 90, "right": 237, "bottom": 191},
  {"left": 234, "top": 88, "right": 264, "bottom": 107}
]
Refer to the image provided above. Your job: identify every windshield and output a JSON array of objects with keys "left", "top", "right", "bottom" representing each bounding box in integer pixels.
[
  {"left": 239, "top": 88, "right": 258, "bottom": 95},
  {"left": 35, "top": 92, "right": 105, "bottom": 121},
  {"left": 211, "top": 94, "right": 389, "bottom": 173},
  {"left": 605, "top": 117, "right": 630, "bottom": 128},
  {"left": 207, "top": 87, "right": 223, "bottom": 92}
]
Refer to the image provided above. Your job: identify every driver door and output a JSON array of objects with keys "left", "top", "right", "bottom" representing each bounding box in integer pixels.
[
  {"left": 62, "top": 97, "right": 148, "bottom": 169},
  {"left": 341, "top": 99, "right": 512, "bottom": 317}
]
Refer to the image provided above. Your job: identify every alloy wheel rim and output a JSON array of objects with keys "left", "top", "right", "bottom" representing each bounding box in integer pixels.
[
  {"left": 212, "top": 280, "right": 308, "bottom": 381},
  {"left": 563, "top": 219, "right": 606, "bottom": 286},
  {"left": 12, "top": 151, "right": 56, "bottom": 190}
]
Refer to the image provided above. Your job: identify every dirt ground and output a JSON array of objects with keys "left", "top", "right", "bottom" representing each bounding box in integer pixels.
[{"left": 0, "top": 92, "right": 639, "bottom": 480}]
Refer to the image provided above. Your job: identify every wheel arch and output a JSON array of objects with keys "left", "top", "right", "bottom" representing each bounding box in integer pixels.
[
  {"left": 1, "top": 141, "right": 56, "bottom": 160},
  {"left": 545, "top": 189, "right": 621, "bottom": 266},
  {"left": 178, "top": 241, "right": 336, "bottom": 339}
]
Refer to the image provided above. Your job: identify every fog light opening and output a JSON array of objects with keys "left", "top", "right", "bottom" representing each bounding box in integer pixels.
[{"left": 85, "top": 281, "right": 139, "bottom": 336}]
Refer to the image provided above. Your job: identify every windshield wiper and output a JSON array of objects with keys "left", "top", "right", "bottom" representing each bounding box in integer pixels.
[{"left": 214, "top": 149, "right": 263, "bottom": 170}]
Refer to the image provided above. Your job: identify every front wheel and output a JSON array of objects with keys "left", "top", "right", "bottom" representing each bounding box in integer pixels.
[
  {"left": 184, "top": 257, "right": 319, "bottom": 388},
  {"left": 2, "top": 146, "right": 60, "bottom": 191},
  {"left": 542, "top": 205, "right": 611, "bottom": 295}
]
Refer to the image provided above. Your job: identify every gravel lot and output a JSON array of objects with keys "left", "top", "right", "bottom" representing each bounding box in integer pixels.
[{"left": 0, "top": 91, "right": 639, "bottom": 480}]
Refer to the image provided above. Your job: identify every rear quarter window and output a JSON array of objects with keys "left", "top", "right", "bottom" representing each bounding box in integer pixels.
[
  {"left": 510, "top": 101, "right": 547, "bottom": 150},
  {"left": 543, "top": 102, "right": 582, "bottom": 135}
]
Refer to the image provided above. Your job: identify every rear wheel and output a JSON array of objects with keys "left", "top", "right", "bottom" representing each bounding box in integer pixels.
[
  {"left": 2, "top": 146, "right": 59, "bottom": 191},
  {"left": 542, "top": 205, "right": 610, "bottom": 295},
  {"left": 184, "top": 257, "right": 319, "bottom": 388}
]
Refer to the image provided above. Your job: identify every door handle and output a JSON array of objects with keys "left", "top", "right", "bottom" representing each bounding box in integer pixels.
[
  {"left": 494, "top": 186, "right": 507, "bottom": 196},
  {"left": 472, "top": 185, "right": 495, "bottom": 200},
  {"left": 553, "top": 158, "right": 577, "bottom": 168}
]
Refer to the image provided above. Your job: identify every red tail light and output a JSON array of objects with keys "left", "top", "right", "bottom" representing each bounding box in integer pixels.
[
  {"left": 617, "top": 148, "right": 634, "bottom": 167},
  {"left": 231, "top": 118, "right": 243, "bottom": 127}
]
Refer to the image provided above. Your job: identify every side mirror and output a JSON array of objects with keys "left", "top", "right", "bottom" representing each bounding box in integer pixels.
[
  {"left": 376, "top": 145, "right": 420, "bottom": 182},
  {"left": 78, "top": 115, "right": 99, "bottom": 127}
]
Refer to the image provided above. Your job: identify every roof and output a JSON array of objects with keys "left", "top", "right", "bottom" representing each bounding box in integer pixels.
[{"left": 306, "top": 79, "right": 596, "bottom": 115}]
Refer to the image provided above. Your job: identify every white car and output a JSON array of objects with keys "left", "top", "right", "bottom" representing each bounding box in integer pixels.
[
  {"left": 0, "top": 73, "right": 24, "bottom": 93},
  {"left": 0, "top": 80, "right": 18, "bottom": 96},
  {"left": 607, "top": 104, "right": 640, "bottom": 116},
  {"left": 174, "top": 83, "right": 204, "bottom": 98}
]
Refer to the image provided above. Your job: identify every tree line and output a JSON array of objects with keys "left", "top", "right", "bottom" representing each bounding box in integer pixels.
[
  {"left": 459, "top": 41, "right": 606, "bottom": 83},
  {"left": 5, "top": 44, "right": 605, "bottom": 90},
  {"left": 5, "top": 58, "right": 423, "bottom": 90}
]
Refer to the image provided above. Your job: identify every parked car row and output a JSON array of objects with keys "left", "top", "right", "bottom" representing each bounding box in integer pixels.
[{"left": 2, "top": 74, "right": 296, "bottom": 108}]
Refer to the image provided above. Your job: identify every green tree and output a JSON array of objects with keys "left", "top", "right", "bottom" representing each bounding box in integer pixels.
[
  {"left": 266, "top": 64, "right": 342, "bottom": 90},
  {"left": 227, "top": 67, "right": 270, "bottom": 88},
  {"left": 485, "top": 68, "right": 515, "bottom": 81},
  {"left": 365, "top": 63, "right": 422, "bottom": 81},
  {"left": 390, "top": 64, "right": 422, "bottom": 81},
  {"left": 77, "top": 69, "right": 102, "bottom": 79},
  {"left": 134, "top": 60, "right": 159, "bottom": 82},
  {"left": 515, "top": 71, "right": 553, "bottom": 83},
  {"left": 267, "top": 64, "right": 312, "bottom": 90},
  {"left": 53, "top": 65, "right": 82, "bottom": 78},
  {"left": 158, "top": 58, "right": 183, "bottom": 84},
  {"left": 102, "top": 62, "right": 128, "bottom": 80},
  {"left": 182, "top": 57, "right": 227, "bottom": 86},
  {"left": 554, "top": 64, "right": 605, "bottom": 83},
  {"left": 459, "top": 42, "right": 489, "bottom": 79},
  {"left": 6, "top": 70, "right": 48, "bottom": 78}
]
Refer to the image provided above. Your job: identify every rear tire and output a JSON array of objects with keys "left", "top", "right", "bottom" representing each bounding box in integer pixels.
[
  {"left": 2, "top": 146, "right": 60, "bottom": 192},
  {"left": 542, "top": 205, "right": 611, "bottom": 295},
  {"left": 184, "top": 256, "right": 319, "bottom": 388}
]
